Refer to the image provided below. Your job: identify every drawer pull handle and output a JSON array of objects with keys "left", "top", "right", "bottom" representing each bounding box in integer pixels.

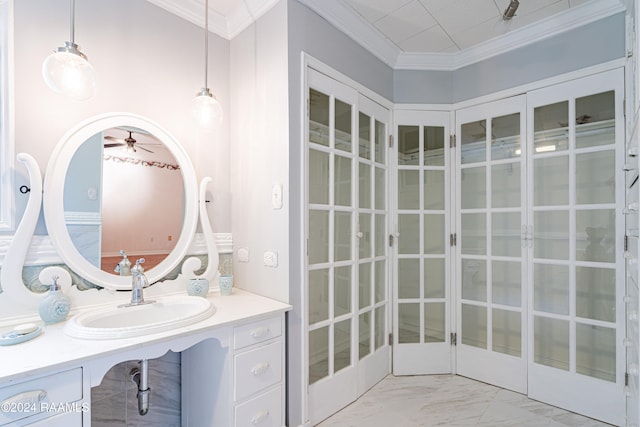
[
  {"left": 1, "top": 390, "right": 47, "bottom": 416},
  {"left": 251, "top": 410, "right": 270, "bottom": 424},
  {"left": 251, "top": 362, "right": 270, "bottom": 376},
  {"left": 250, "top": 326, "right": 270, "bottom": 339}
]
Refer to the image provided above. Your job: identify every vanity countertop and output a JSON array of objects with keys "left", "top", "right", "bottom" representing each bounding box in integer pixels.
[{"left": 0, "top": 289, "right": 291, "bottom": 384}]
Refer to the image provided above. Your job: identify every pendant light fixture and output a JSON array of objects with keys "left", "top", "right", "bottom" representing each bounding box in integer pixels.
[
  {"left": 42, "top": 0, "right": 96, "bottom": 101},
  {"left": 193, "top": 0, "right": 223, "bottom": 129}
]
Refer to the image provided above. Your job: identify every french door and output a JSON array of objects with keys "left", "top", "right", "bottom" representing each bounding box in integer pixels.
[
  {"left": 393, "top": 68, "right": 625, "bottom": 425},
  {"left": 305, "top": 68, "right": 391, "bottom": 425},
  {"left": 393, "top": 110, "right": 452, "bottom": 375},
  {"left": 455, "top": 96, "right": 528, "bottom": 393},
  {"left": 526, "top": 68, "right": 625, "bottom": 426}
]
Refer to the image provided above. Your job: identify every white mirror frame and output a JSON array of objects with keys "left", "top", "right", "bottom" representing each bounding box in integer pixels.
[{"left": 43, "top": 112, "right": 199, "bottom": 291}]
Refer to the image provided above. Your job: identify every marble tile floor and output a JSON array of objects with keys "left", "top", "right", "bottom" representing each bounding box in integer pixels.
[{"left": 316, "top": 374, "right": 613, "bottom": 427}]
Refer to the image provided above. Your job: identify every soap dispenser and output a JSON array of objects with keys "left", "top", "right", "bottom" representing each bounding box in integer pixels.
[
  {"left": 38, "top": 275, "right": 71, "bottom": 324},
  {"left": 115, "top": 250, "right": 132, "bottom": 276}
]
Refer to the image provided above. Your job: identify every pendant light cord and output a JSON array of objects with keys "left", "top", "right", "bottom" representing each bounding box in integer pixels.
[
  {"left": 203, "top": 0, "right": 208, "bottom": 89},
  {"left": 69, "top": 0, "right": 75, "bottom": 43}
]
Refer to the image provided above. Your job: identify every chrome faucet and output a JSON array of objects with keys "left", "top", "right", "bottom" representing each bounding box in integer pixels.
[{"left": 129, "top": 258, "right": 155, "bottom": 306}]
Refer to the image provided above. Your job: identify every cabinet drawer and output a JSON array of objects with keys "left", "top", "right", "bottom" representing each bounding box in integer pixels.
[
  {"left": 25, "top": 410, "right": 82, "bottom": 426},
  {"left": 234, "top": 316, "right": 282, "bottom": 350},
  {"left": 234, "top": 386, "right": 282, "bottom": 427},
  {"left": 234, "top": 342, "right": 282, "bottom": 401},
  {"left": 0, "top": 368, "right": 82, "bottom": 426}
]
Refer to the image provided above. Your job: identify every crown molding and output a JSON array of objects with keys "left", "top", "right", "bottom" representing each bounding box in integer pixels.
[
  {"left": 299, "top": 0, "right": 625, "bottom": 71},
  {"left": 297, "top": 0, "right": 399, "bottom": 68},
  {"left": 397, "top": 0, "right": 625, "bottom": 70},
  {"left": 145, "top": 0, "right": 229, "bottom": 38},
  {"left": 226, "top": 0, "right": 282, "bottom": 39},
  {"left": 144, "top": 0, "right": 279, "bottom": 40},
  {"left": 455, "top": 0, "right": 625, "bottom": 69},
  {"left": 145, "top": 0, "right": 623, "bottom": 67}
]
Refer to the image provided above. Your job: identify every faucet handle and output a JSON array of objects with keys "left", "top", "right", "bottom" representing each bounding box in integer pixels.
[{"left": 132, "top": 258, "right": 146, "bottom": 275}]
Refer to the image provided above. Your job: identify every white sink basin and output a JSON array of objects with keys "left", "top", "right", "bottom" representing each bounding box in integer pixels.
[{"left": 64, "top": 295, "right": 216, "bottom": 340}]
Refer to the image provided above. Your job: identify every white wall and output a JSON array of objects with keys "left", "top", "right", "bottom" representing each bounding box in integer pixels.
[
  {"left": 101, "top": 147, "right": 183, "bottom": 257},
  {"left": 11, "top": 0, "right": 231, "bottom": 237},
  {"left": 229, "top": 0, "right": 289, "bottom": 303}
]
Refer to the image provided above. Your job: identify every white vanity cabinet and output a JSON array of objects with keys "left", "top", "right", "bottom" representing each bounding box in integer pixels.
[
  {"left": 0, "top": 368, "right": 85, "bottom": 426},
  {"left": 182, "top": 314, "right": 286, "bottom": 427},
  {"left": 0, "top": 291, "right": 290, "bottom": 427}
]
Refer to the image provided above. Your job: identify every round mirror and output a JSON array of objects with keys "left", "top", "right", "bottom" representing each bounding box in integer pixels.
[{"left": 44, "top": 113, "right": 198, "bottom": 291}]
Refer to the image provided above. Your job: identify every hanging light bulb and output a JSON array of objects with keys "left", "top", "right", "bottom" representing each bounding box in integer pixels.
[
  {"left": 193, "top": 88, "right": 223, "bottom": 129},
  {"left": 42, "top": 0, "right": 95, "bottom": 101},
  {"left": 193, "top": 0, "right": 223, "bottom": 129}
]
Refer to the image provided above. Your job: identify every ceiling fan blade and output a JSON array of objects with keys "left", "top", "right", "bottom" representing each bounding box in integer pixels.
[
  {"left": 105, "top": 132, "right": 155, "bottom": 153},
  {"left": 138, "top": 145, "right": 154, "bottom": 153},
  {"left": 104, "top": 135, "right": 125, "bottom": 143}
]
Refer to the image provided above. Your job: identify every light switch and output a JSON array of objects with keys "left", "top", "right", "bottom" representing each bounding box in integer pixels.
[
  {"left": 271, "top": 184, "right": 283, "bottom": 209},
  {"left": 238, "top": 248, "right": 249, "bottom": 263}
]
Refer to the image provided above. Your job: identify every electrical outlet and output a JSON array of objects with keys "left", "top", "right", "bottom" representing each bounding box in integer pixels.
[
  {"left": 238, "top": 248, "right": 249, "bottom": 263},
  {"left": 263, "top": 251, "right": 278, "bottom": 267},
  {"left": 87, "top": 186, "right": 97, "bottom": 200}
]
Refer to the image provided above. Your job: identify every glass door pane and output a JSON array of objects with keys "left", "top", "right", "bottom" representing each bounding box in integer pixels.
[
  {"left": 456, "top": 95, "right": 527, "bottom": 394},
  {"left": 531, "top": 91, "right": 619, "bottom": 379}
]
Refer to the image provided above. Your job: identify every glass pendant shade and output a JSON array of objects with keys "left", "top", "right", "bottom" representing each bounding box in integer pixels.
[
  {"left": 193, "top": 88, "right": 223, "bottom": 130},
  {"left": 42, "top": 42, "right": 96, "bottom": 101}
]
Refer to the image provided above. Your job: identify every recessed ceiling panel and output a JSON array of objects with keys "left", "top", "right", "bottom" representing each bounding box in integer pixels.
[
  {"left": 345, "top": 0, "right": 414, "bottom": 22},
  {"left": 373, "top": 1, "right": 437, "bottom": 45},
  {"left": 397, "top": 24, "right": 455, "bottom": 53},
  {"left": 428, "top": 0, "right": 500, "bottom": 37}
]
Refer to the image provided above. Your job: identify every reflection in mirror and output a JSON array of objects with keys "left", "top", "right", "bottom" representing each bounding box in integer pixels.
[
  {"left": 44, "top": 113, "right": 199, "bottom": 291},
  {"left": 64, "top": 127, "right": 184, "bottom": 275}
]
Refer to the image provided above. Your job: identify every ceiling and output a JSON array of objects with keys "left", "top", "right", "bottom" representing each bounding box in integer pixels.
[
  {"left": 146, "top": 0, "right": 625, "bottom": 69},
  {"left": 340, "top": 0, "right": 601, "bottom": 54}
]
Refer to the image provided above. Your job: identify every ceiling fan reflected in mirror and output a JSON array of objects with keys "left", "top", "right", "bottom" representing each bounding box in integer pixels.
[{"left": 104, "top": 131, "right": 155, "bottom": 153}]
